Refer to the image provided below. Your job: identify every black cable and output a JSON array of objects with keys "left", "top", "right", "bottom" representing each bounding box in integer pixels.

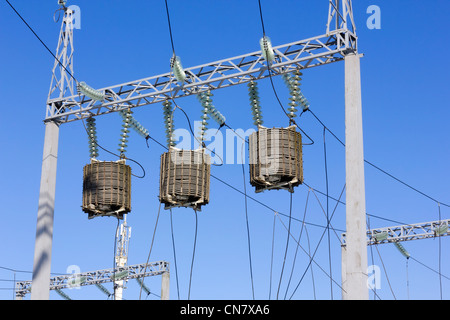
[
  {"left": 164, "top": 0, "right": 176, "bottom": 55},
  {"left": 438, "top": 203, "right": 443, "bottom": 300},
  {"left": 5, "top": 0, "right": 77, "bottom": 82},
  {"left": 188, "top": 209, "right": 198, "bottom": 300},
  {"left": 170, "top": 209, "right": 181, "bottom": 300},
  {"left": 283, "top": 189, "right": 310, "bottom": 299},
  {"left": 268, "top": 213, "right": 276, "bottom": 299},
  {"left": 276, "top": 190, "right": 293, "bottom": 300},
  {"left": 241, "top": 161, "right": 255, "bottom": 299},
  {"left": 307, "top": 108, "right": 450, "bottom": 208},
  {"left": 323, "top": 127, "right": 333, "bottom": 299},
  {"left": 139, "top": 202, "right": 162, "bottom": 300},
  {"left": 112, "top": 216, "right": 120, "bottom": 300},
  {"left": 288, "top": 184, "right": 345, "bottom": 300}
]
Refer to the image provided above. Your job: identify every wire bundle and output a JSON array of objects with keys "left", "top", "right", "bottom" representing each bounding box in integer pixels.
[
  {"left": 163, "top": 100, "right": 175, "bottom": 148},
  {"left": 86, "top": 117, "right": 99, "bottom": 159},
  {"left": 248, "top": 81, "right": 263, "bottom": 127}
]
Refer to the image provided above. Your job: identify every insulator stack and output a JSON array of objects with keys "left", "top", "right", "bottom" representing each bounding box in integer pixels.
[
  {"left": 82, "top": 159, "right": 132, "bottom": 219},
  {"left": 283, "top": 70, "right": 310, "bottom": 113},
  {"left": 198, "top": 91, "right": 226, "bottom": 127},
  {"left": 162, "top": 100, "right": 175, "bottom": 148},
  {"left": 118, "top": 109, "right": 132, "bottom": 155},
  {"left": 159, "top": 148, "right": 211, "bottom": 211},
  {"left": 394, "top": 242, "right": 410, "bottom": 259},
  {"left": 86, "top": 117, "right": 99, "bottom": 159},
  {"left": 170, "top": 55, "right": 186, "bottom": 84},
  {"left": 259, "top": 36, "right": 275, "bottom": 63},
  {"left": 248, "top": 81, "right": 263, "bottom": 127},
  {"left": 77, "top": 81, "right": 105, "bottom": 101},
  {"left": 119, "top": 110, "right": 149, "bottom": 139},
  {"left": 248, "top": 125, "right": 303, "bottom": 193},
  {"left": 198, "top": 97, "right": 210, "bottom": 145}
]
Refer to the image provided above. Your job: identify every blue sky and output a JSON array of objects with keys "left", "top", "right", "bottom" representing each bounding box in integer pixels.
[{"left": 0, "top": 0, "right": 449, "bottom": 300}]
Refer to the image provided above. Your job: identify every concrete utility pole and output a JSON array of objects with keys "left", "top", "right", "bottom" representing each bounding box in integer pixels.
[
  {"left": 31, "top": 121, "right": 60, "bottom": 300},
  {"left": 342, "top": 52, "right": 369, "bottom": 300}
]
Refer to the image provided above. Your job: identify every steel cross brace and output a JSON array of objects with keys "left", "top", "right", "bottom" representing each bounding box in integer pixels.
[
  {"left": 15, "top": 260, "right": 169, "bottom": 298},
  {"left": 341, "top": 219, "right": 450, "bottom": 247},
  {"left": 45, "top": 29, "right": 356, "bottom": 124}
]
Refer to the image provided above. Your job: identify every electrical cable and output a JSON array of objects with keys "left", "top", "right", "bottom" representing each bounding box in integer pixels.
[
  {"left": 438, "top": 203, "right": 443, "bottom": 300},
  {"left": 5, "top": 0, "right": 77, "bottom": 83},
  {"left": 288, "top": 183, "right": 345, "bottom": 300},
  {"left": 283, "top": 189, "right": 310, "bottom": 299},
  {"left": 268, "top": 212, "right": 276, "bottom": 299},
  {"left": 112, "top": 216, "right": 120, "bottom": 300},
  {"left": 307, "top": 108, "right": 450, "bottom": 208},
  {"left": 241, "top": 156, "right": 255, "bottom": 299},
  {"left": 323, "top": 127, "right": 333, "bottom": 299},
  {"left": 170, "top": 208, "right": 181, "bottom": 300},
  {"left": 139, "top": 202, "right": 162, "bottom": 300},
  {"left": 164, "top": 0, "right": 176, "bottom": 55},
  {"left": 276, "top": 190, "right": 293, "bottom": 300},
  {"left": 188, "top": 209, "right": 198, "bottom": 300}
]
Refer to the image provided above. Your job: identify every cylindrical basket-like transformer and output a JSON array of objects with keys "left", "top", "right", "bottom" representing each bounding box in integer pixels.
[
  {"left": 82, "top": 159, "right": 132, "bottom": 219},
  {"left": 249, "top": 125, "right": 303, "bottom": 193},
  {"left": 159, "top": 148, "right": 211, "bottom": 211}
]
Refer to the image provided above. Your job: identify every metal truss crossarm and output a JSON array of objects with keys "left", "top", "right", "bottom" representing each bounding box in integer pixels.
[
  {"left": 341, "top": 219, "right": 450, "bottom": 246},
  {"left": 46, "top": 29, "right": 357, "bottom": 124}
]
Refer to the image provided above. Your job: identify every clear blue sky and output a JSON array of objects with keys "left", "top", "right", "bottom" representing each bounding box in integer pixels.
[{"left": 0, "top": 0, "right": 449, "bottom": 300}]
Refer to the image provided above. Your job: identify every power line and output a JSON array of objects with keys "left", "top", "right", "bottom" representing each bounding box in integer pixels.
[
  {"left": 5, "top": 0, "right": 77, "bottom": 82},
  {"left": 307, "top": 109, "right": 450, "bottom": 208}
]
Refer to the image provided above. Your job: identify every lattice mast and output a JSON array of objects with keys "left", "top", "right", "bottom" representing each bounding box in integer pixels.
[{"left": 47, "top": 3, "right": 76, "bottom": 103}]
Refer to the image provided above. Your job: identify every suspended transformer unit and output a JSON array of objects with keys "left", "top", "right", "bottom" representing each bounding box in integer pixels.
[
  {"left": 159, "top": 148, "right": 211, "bottom": 211},
  {"left": 248, "top": 125, "right": 303, "bottom": 193},
  {"left": 82, "top": 159, "right": 132, "bottom": 219}
]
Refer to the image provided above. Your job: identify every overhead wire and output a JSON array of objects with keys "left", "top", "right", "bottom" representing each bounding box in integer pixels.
[
  {"left": 188, "top": 209, "right": 198, "bottom": 300},
  {"left": 307, "top": 108, "right": 450, "bottom": 208},
  {"left": 276, "top": 191, "right": 293, "bottom": 300},
  {"left": 283, "top": 189, "right": 310, "bottom": 299},
  {"left": 323, "top": 127, "right": 333, "bottom": 299},
  {"left": 241, "top": 141, "right": 255, "bottom": 299},
  {"left": 169, "top": 208, "right": 181, "bottom": 300},
  {"left": 139, "top": 202, "right": 162, "bottom": 300}
]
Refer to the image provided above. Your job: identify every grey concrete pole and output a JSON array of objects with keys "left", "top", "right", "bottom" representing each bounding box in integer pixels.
[
  {"left": 161, "top": 271, "right": 170, "bottom": 300},
  {"left": 31, "top": 121, "right": 60, "bottom": 300},
  {"left": 343, "top": 53, "right": 369, "bottom": 300}
]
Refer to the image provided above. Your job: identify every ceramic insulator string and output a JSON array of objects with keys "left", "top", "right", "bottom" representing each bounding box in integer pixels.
[
  {"left": 162, "top": 100, "right": 175, "bottom": 148},
  {"left": 119, "top": 109, "right": 149, "bottom": 139},
  {"left": 86, "top": 117, "right": 99, "bottom": 159},
  {"left": 260, "top": 35, "right": 275, "bottom": 63},
  {"left": 248, "top": 80, "right": 263, "bottom": 127},
  {"left": 170, "top": 55, "right": 186, "bottom": 84},
  {"left": 77, "top": 81, "right": 105, "bottom": 101},
  {"left": 197, "top": 91, "right": 226, "bottom": 127},
  {"left": 118, "top": 109, "right": 132, "bottom": 155}
]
